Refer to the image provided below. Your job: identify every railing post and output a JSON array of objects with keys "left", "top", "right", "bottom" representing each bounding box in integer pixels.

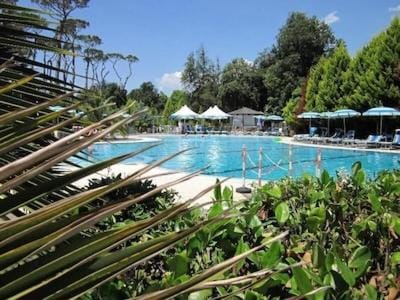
[
  {"left": 236, "top": 144, "right": 252, "bottom": 193},
  {"left": 258, "top": 147, "right": 263, "bottom": 186},
  {"left": 316, "top": 147, "right": 322, "bottom": 177},
  {"left": 288, "top": 144, "right": 293, "bottom": 178}
]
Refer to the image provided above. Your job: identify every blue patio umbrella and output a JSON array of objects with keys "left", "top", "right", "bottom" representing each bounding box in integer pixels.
[
  {"left": 363, "top": 106, "right": 400, "bottom": 135},
  {"left": 265, "top": 115, "right": 284, "bottom": 121},
  {"left": 332, "top": 109, "right": 361, "bottom": 134},
  {"left": 297, "top": 112, "right": 321, "bottom": 133}
]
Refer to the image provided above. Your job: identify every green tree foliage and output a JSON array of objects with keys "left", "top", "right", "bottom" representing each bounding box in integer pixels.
[
  {"left": 306, "top": 17, "right": 400, "bottom": 112},
  {"left": 162, "top": 90, "right": 188, "bottom": 124},
  {"left": 128, "top": 82, "right": 166, "bottom": 114},
  {"left": 306, "top": 42, "right": 351, "bottom": 111},
  {"left": 341, "top": 18, "right": 400, "bottom": 110},
  {"left": 218, "top": 58, "right": 263, "bottom": 112},
  {"left": 282, "top": 87, "right": 302, "bottom": 126},
  {"left": 181, "top": 46, "right": 220, "bottom": 112},
  {"left": 256, "top": 12, "right": 336, "bottom": 113}
]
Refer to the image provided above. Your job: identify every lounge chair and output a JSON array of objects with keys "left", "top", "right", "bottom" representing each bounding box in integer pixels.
[
  {"left": 367, "top": 135, "right": 384, "bottom": 148},
  {"left": 327, "top": 129, "right": 344, "bottom": 144},
  {"left": 342, "top": 130, "right": 356, "bottom": 145},
  {"left": 355, "top": 135, "right": 382, "bottom": 148},
  {"left": 186, "top": 125, "right": 195, "bottom": 134},
  {"left": 392, "top": 129, "right": 400, "bottom": 148}
]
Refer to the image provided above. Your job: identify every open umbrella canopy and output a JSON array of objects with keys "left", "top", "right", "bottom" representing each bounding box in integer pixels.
[
  {"left": 171, "top": 105, "right": 199, "bottom": 120},
  {"left": 200, "top": 105, "right": 230, "bottom": 120},
  {"left": 211, "top": 105, "right": 231, "bottom": 119},
  {"left": 363, "top": 106, "right": 400, "bottom": 117},
  {"left": 332, "top": 109, "right": 360, "bottom": 134},
  {"left": 199, "top": 106, "right": 214, "bottom": 119},
  {"left": 332, "top": 109, "right": 360, "bottom": 118},
  {"left": 297, "top": 112, "right": 321, "bottom": 134},
  {"left": 297, "top": 112, "right": 321, "bottom": 119},
  {"left": 265, "top": 115, "right": 283, "bottom": 121},
  {"left": 320, "top": 111, "right": 334, "bottom": 118},
  {"left": 363, "top": 106, "right": 400, "bottom": 134}
]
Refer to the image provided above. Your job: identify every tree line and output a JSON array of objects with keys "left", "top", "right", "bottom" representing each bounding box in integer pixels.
[
  {"left": 176, "top": 13, "right": 400, "bottom": 127},
  {"left": 16, "top": 0, "right": 399, "bottom": 127},
  {"left": 305, "top": 18, "right": 400, "bottom": 114}
]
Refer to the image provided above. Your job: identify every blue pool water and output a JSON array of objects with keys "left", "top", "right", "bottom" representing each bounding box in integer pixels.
[{"left": 88, "top": 135, "right": 400, "bottom": 180}]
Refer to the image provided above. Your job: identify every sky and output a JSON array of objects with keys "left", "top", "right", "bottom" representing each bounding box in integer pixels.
[{"left": 22, "top": 0, "right": 400, "bottom": 94}]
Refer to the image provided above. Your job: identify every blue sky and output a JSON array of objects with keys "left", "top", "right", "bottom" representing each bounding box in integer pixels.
[{"left": 23, "top": 0, "right": 400, "bottom": 94}]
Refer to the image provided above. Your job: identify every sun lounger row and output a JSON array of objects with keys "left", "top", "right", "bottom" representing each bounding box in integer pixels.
[{"left": 294, "top": 129, "right": 400, "bottom": 149}]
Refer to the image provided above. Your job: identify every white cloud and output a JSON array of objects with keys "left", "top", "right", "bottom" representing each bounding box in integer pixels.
[
  {"left": 157, "top": 71, "right": 182, "bottom": 94},
  {"left": 389, "top": 4, "right": 400, "bottom": 12},
  {"left": 323, "top": 11, "right": 339, "bottom": 25}
]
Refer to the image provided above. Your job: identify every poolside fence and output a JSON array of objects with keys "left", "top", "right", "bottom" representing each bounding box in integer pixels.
[{"left": 238, "top": 144, "right": 323, "bottom": 189}]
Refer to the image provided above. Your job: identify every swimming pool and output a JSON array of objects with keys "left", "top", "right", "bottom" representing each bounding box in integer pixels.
[{"left": 89, "top": 135, "right": 400, "bottom": 180}]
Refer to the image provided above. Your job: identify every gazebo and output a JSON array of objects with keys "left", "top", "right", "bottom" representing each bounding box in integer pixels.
[{"left": 229, "top": 107, "right": 264, "bottom": 130}]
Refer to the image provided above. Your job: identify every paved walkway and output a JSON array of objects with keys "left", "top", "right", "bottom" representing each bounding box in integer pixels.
[{"left": 73, "top": 163, "right": 257, "bottom": 206}]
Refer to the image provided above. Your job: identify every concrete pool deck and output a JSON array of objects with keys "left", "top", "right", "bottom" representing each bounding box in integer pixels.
[{"left": 73, "top": 162, "right": 258, "bottom": 205}]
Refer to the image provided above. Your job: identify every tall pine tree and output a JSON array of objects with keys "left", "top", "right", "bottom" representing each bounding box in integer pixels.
[{"left": 341, "top": 18, "right": 400, "bottom": 109}]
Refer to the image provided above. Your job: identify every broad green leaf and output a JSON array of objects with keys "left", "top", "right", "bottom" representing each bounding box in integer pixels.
[
  {"left": 208, "top": 203, "right": 224, "bottom": 218},
  {"left": 292, "top": 266, "right": 313, "bottom": 295},
  {"left": 188, "top": 289, "right": 212, "bottom": 300},
  {"left": 349, "top": 246, "right": 371, "bottom": 270},
  {"left": 167, "top": 252, "right": 189, "bottom": 277},
  {"left": 368, "top": 193, "right": 382, "bottom": 213},
  {"left": 265, "top": 185, "right": 282, "bottom": 199},
  {"left": 275, "top": 202, "right": 289, "bottom": 224},
  {"left": 364, "top": 284, "right": 377, "bottom": 300},
  {"left": 261, "top": 241, "right": 281, "bottom": 268},
  {"left": 391, "top": 252, "right": 400, "bottom": 266},
  {"left": 320, "top": 170, "right": 331, "bottom": 185},
  {"left": 335, "top": 258, "right": 356, "bottom": 287}
]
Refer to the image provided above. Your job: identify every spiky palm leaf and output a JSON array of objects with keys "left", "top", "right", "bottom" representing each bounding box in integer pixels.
[{"left": 0, "top": 3, "right": 286, "bottom": 299}]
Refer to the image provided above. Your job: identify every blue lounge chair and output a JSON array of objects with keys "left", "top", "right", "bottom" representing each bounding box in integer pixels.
[
  {"left": 342, "top": 130, "right": 356, "bottom": 145},
  {"left": 186, "top": 125, "right": 195, "bottom": 134},
  {"left": 327, "top": 129, "right": 344, "bottom": 144},
  {"left": 392, "top": 129, "right": 400, "bottom": 148},
  {"left": 363, "top": 135, "right": 383, "bottom": 148}
]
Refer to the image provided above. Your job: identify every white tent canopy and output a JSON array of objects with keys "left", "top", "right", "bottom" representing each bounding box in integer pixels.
[
  {"left": 170, "top": 105, "right": 199, "bottom": 120},
  {"left": 200, "top": 105, "right": 231, "bottom": 120}
]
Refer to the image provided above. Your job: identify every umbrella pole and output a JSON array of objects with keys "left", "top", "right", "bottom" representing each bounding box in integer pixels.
[
  {"left": 343, "top": 118, "right": 346, "bottom": 135},
  {"left": 309, "top": 118, "right": 311, "bottom": 134},
  {"left": 327, "top": 119, "right": 330, "bottom": 136},
  {"left": 380, "top": 115, "right": 383, "bottom": 136}
]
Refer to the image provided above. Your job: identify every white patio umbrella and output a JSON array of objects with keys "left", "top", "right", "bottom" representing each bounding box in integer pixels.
[
  {"left": 332, "top": 109, "right": 361, "bottom": 134},
  {"left": 297, "top": 112, "right": 321, "bottom": 133},
  {"left": 171, "top": 105, "right": 199, "bottom": 120},
  {"left": 211, "top": 105, "right": 231, "bottom": 119},
  {"left": 171, "top": 105, "right": 199, "bottom": 133},
  {"left": 363, "top": 106, "right": 400, "bottom": 135},
  {"left": 199, "top": 106, "right": 215, "bottom": 119},
  {"left": 200, "top": 106, "right": 230, "bottom": 120}
]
